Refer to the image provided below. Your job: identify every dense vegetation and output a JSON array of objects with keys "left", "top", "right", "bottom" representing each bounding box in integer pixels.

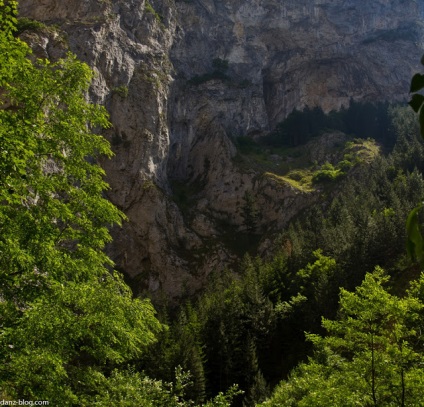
[
  {"left": 262, "top": 269, "right": 424, "bottom": 406},
  {"left": 3, "top": 0, "right": 424, "bottom": 405}
]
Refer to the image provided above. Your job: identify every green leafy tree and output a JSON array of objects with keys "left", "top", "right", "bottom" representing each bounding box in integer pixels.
[
  {"left": 408, "top": 55, "right": 424, "bottom": 139},
  {"left": 87, "top": 366, "right": 241, "bottom": 407},
  {"left": 406, "top": 56, "right": 424, "bottom": 267},
  {"left": 261, "top": 268, "right": 424, "bottom": 406},
  {"left": 0, "top": 2, "right": 164, "bottom": 404}
]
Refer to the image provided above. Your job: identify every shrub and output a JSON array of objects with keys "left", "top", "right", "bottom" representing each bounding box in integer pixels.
[
  {"left": 16, "top": 17, "right": 46, "bottom": 35},
  {"left": 312, "top": 163, "right": 344, "bottom": 183}
]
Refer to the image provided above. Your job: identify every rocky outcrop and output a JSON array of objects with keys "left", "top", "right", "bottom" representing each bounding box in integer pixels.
[{"left": 19, "top": 0, "right": 424, "bottom": 298}]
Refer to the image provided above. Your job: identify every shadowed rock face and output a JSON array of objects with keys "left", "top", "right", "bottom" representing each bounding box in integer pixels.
[
  {"left": 171, "top": 0, "right": 422, "bottom": 126},
  {"left": 20, "top": 0, "right": 424, "bottom": 298}
]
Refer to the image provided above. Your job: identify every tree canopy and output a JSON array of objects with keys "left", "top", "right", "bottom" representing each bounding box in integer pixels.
[
  {"left": 261, "top": 268, "right": 424, "bottom": 406},
  {"left": 0, "top": 2, "right": 164, "bottom": 404}
]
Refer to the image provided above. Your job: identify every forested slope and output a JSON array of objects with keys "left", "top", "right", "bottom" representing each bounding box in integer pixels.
[{"left": 136, "top": 104, "right": 424, "bottom": 406}]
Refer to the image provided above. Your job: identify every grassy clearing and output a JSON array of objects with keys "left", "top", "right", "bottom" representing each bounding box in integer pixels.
[{"left": 263, "top": 170, "right": 315, "bottom": 193}]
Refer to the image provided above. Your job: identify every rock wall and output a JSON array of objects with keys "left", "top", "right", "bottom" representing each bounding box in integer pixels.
[{"left": 19, "top": 0, "right": 424, "bottom": 298}]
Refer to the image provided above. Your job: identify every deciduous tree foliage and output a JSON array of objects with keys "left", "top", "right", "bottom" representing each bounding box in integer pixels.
[
  {"left": 406, "top": 56, "right": 424, "bottom": 268},
  {"left": 261, "top": 268, "right": 424, "bottom": 406},
  {"left": 0, "top": 2, "right": 164, "bottom": 404}
]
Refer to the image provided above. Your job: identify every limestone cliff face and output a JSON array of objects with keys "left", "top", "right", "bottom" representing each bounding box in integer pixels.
[
  {"left": 19, "top": 0, "right": 424, "bottom": 298},
  {"left": 171, "top": 0, "right": 423, "bottom": 127}
]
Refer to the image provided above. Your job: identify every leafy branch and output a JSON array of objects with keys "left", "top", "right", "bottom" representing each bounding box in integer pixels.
[{"left": 407, "top": 56, "right": 424, "bottom": 266}]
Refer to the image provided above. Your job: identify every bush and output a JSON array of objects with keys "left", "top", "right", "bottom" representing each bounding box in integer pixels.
[
  {"left": 312, "top": 163, "right": 344, "bottom": 183},
  {"left": 16, "top": 17, "right": 46, "bottom": 35},
  {"left": 112, "top": 85, "right": 129, "bottom": 98}
]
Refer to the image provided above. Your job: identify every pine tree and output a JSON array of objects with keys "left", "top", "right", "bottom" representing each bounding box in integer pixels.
[{"left": 240, "top": 191, "right": 259, "bottom": 234}]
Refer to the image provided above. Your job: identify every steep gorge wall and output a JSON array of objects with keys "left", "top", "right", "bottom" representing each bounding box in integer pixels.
[{"left": 19, "top": 0, "right": 424, "bottom": 298}]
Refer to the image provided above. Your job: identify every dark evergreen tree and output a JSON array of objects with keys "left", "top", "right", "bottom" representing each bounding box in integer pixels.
[{"left": 240, "top": 191, "right": 259, "bottom": 234}]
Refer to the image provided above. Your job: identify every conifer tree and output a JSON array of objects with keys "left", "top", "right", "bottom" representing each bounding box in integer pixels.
[{"left": 240, "top": 191, "right": 259, "bottom": 234}]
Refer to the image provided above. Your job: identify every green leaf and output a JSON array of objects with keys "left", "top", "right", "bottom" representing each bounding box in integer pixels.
[
  {"left": 420, "top": 108, "right": 424, "bottom": 140},
  {"left": 408, "top": 94, "right": 424, "bottom": 113},
  {"left": 406, "top": 204, "right": 424, "bottom": 263},
  {"left": 0, "top": 15, "right": 167, "bottom": 405},
  {"left": 410, "top": 73, "right": 424, "bottom": 93}
]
